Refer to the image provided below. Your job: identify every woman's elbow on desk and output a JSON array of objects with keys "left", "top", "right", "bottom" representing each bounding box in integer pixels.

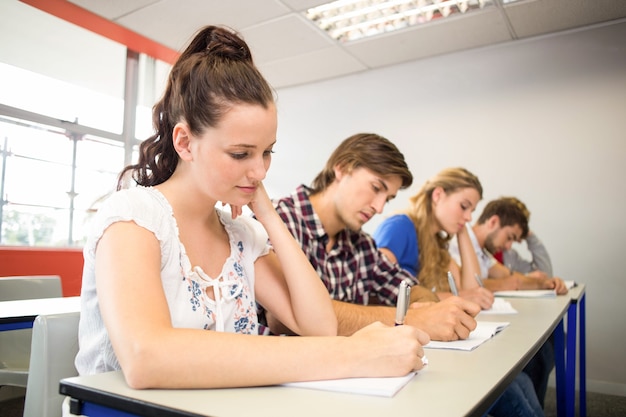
[
  {"left": 118, "top": 356, "right": 162, "bottom": 390},
  {"left": 112, "top": 329, "right": 196, "bottom": 389},
  {"left": 114, "top": 342, "right": 171, "bottom": 389}
]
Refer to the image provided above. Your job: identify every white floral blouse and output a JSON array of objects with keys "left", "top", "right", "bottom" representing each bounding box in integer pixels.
[{"left": 75, "top": 186, "right": 269, "bottom": 376}]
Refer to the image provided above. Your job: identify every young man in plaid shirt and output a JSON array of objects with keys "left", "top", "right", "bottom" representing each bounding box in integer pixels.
[{"left": 261, "top": 133, "right": 480, "bottom": 340}]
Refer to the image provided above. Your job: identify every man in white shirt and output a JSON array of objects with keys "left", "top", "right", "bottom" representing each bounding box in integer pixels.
[
  {"left": 449, "top": 197, "right": 566, "bottom": 293},
  {"left": 448, "top": 196, "right": 567, "bottom": 408}
]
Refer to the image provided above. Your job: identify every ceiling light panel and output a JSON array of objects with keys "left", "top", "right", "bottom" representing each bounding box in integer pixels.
[{"left": 305, "top": 0, "right": 495, "bottom": 42}]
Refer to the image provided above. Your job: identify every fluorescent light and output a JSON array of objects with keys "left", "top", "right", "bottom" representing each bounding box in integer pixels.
[{"left": 305, "top": 0, "right": 495, "bottom": 42}]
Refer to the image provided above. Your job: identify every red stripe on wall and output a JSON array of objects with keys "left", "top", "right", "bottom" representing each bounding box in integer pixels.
[
  {"left": 0, "top": 247, "right": 84, "bottom": 297},
  {"left": 19, "top": 0, "right": 179, "bottom": 64}
]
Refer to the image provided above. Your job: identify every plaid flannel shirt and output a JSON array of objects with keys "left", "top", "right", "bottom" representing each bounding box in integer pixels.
[{"left": 273, "top": 185, "right": 418, "bottom": 306}]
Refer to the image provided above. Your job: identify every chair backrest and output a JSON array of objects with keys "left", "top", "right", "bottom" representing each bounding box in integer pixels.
[
  {"left": 0, "top": 275, "right": 64, "bottom": 388},
  {"left": 0, "top": 275, "right": 63, "bottom": 301},
  {"left": 23, "top": 312, "right": 80, "bottom": 417}
]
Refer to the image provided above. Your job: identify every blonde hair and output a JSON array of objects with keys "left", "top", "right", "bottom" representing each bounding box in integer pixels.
[{"left": 404, "top": 167, "right": 482, "bottom": 291}]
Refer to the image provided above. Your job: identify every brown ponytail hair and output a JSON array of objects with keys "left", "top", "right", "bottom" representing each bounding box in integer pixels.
[{"left": 118, "top": 25, "right": 274, "bottom": 189}]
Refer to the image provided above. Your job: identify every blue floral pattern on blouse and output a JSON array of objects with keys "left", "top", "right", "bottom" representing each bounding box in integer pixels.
[{"left": 184, "top": 238, "right": 257, "bottom": 334}]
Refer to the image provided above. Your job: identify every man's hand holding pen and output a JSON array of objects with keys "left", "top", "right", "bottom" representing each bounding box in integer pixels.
[{"left": 403, "top": 297, "right": 480, "bottom": 341}]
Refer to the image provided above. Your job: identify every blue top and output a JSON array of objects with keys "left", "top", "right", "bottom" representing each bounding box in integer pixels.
[{"left": 373, "top": 214, "right": 420, "bottom": 276}]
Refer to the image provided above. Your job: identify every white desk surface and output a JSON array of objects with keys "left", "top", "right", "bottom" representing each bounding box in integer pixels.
[
  {"left": 0, "top": 296, "right": 80, "bottom": 321},
  {"left": 568, "top": 283, "right": 586, "bottom": 301},
  {"left": 61, "top": 293, "right": 573, "bottom": 417}
]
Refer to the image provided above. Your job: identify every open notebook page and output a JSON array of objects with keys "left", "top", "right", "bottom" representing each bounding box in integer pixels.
[
  {"left": 494, "top": 289, "right": 556, "bottom": 298},
  {"left": 564, "top": 280, "right": 577, "bottom": 289},
  {"left": 282, "top": 372, "right": 417, "bottom": 397},
  {"left": 424, "top": 321, "right": 510, "bottom": 351},
  {"left": 479, "top": 298, "right": 518, "bottom": 315}
]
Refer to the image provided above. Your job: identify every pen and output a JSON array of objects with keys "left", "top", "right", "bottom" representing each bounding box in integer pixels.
[
  {"left": 395, "top": 280, "right": 410, "bottom": 326},
  {"left": 447, "top": 271, "right": 459, "bottom": 296},
  {"left": 475, "top": 273, "right": 485, "bottom": 288}
]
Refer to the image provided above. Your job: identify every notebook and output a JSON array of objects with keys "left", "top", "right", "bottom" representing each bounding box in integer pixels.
[
  {"left": 494, "top": 289, "right": 556, "bottom": 298},
  {"left": 478, "top": 298, "right": 518, "bottom": 315},
  {"left": 564, "top": 280, "right": 577, "bottom": 289},
  {"left": 282, "top": 372, "right": 416, "bottom": 397},
  {"left": 424, "top": 321, "right": 510, "bottom": 351}
]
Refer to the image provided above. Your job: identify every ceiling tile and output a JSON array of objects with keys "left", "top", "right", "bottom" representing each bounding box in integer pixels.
[
  {"left": 505, "top": 0, "right": 626, "bottom": 39},
  {"left": 279, "top": 0, "right": 332, "bottom": 12},
  {"left": 259, "top": 46, "right": 367, "bottom": 88},
  {"left": 68, "top": 0, "right": 159, "bottom": 20},
  {"left": 115, "top": 0, "right": 291, "bottom": 51},
  {"left": 241, "top": 14, "right": 334, "bottom": 64},
  {"left": 345, "top": 9, "right": 512, "bottom": 68}
]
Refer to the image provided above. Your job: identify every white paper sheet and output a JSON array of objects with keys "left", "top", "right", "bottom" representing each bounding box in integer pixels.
[
  {"left": 282, "top": 372, "right": 416, "bottom": 397},
  {"left": 424, "top": 321, "right": 510, "bottom": 351}
]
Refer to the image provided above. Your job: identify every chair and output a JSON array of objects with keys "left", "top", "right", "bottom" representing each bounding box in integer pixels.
[
  {"left": 0, "top": 275, "right": 63, "bottom": 388},
  {"left": 0, "top": 275, "right": 63, "bottom": 302},
  {"left": 23, "top": 312, "right": 80, "bottom": 417}
]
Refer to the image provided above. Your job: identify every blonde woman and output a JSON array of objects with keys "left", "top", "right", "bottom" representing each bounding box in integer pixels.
[
  {"left": 374, "top": 167, "right": 545, "bottom": 417},
  {"left": 373, "top": 167, "right": 493, "bottom": 308}
]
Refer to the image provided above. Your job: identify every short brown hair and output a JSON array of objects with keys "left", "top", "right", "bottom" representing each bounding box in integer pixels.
[
  {"left": 310, "top": 133, "right": 412, "bottom": 193},
  {"left": 477, "top": 197, "right": 530, "bottom": 238}
]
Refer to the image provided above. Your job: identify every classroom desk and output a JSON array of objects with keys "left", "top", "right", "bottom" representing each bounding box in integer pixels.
[
  {"left": 60, "top": 294, "right": 573, "bottom": 417},
  {"left": 0, "top": 296, "right": 80, "bottom": 331},
  {"left": 554, "top": 284, "right": 586, "bottom": 417}
]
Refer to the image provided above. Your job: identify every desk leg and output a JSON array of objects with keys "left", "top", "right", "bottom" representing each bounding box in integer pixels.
[
  {"left": 566, "top": 302, "right": 578, "bottom": 417},
  {"left": 579, "top": 294, "right": 587, "bottom": 417},
  {"left": 554, "top": 319, "right": 566, "bottom": 417}
]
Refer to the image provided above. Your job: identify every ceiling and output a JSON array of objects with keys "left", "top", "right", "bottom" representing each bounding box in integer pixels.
[{"left": 45, "top": 0, "right": 626, "bottom": 88}]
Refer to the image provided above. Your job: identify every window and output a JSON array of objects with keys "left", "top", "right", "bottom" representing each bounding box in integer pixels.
[
  {"left": 0, "top": 2, "right": 172, "bottom": 247},
  {"left": 0, "top": 112, "right": 123, "bottom": 246}
]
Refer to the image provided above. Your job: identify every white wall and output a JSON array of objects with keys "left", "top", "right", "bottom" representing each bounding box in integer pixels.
[{"left": 267, "top": 20, "right": 626, "bottom": 396}]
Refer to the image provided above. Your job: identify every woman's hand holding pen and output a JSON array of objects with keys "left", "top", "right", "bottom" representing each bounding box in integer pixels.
[
  {"left": 458, "top": 287, "right": 494, "bottom": 310},
  {"left": 349, "top": 322, "right": 430, "bottom": 376}
]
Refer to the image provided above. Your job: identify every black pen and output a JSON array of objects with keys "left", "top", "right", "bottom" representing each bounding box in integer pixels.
[{"left": 395, "top": 280, "right": 410, "bottom": 326}]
